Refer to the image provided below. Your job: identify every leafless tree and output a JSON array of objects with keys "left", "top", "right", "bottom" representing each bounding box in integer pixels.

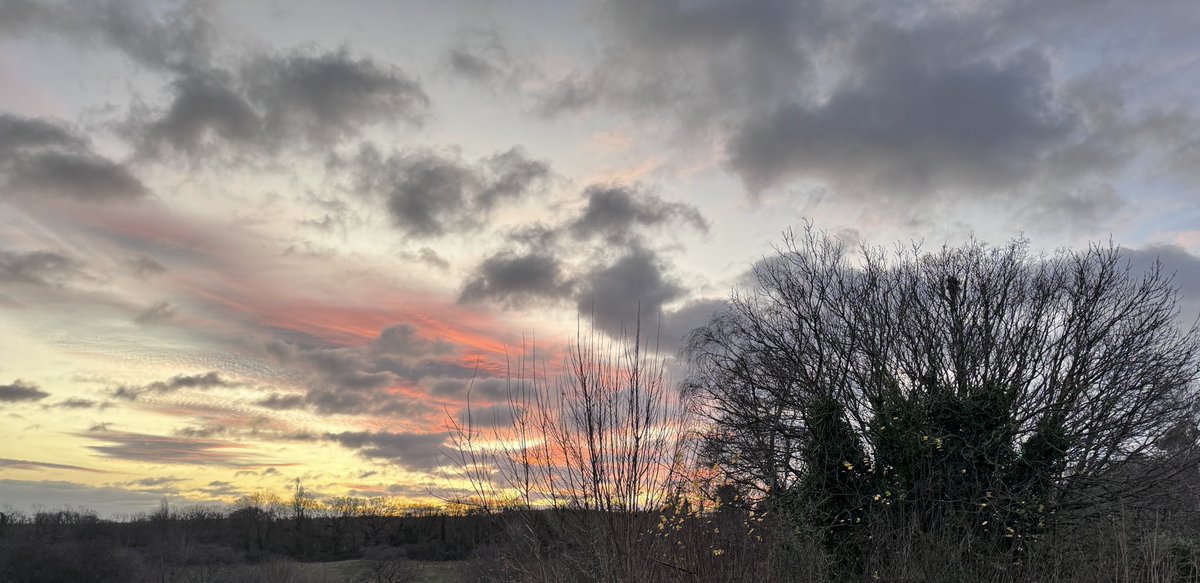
[
  {"left": 684, "top": 225, "right": 1200, "bottom": 528},
  {"left": 448, "top": 315, "right": 689, "bottom": 581}
]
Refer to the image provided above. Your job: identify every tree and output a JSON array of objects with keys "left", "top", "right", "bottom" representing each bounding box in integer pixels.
[
  {"left": 683, "top": 225, "right": 1200, "bottom": 551},
  {"left": 448, "top": 317, "right": 689, "bottom": 580}
]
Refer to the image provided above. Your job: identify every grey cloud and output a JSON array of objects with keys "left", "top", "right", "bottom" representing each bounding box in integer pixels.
[
  {"left": 0, "top": 0, "right": 215, "bottom": 72},
  {"left": 0, "top": 113, "right": 84, "bottom": 153},
  {"left": 326, "top": 431, "right": 448, "bottom": 473},
  {"left": 458, "top": 403, "right": 521, "bottom": 429},
  {"left": 537, "top": 0, "right": 1200, "bottom": 227},
  {"left": 79, "top": 429, "right": 281, "bottom": 468},
  {"left": 351, "top": 145, "right": 551, "bottom": 238},
  {"left": 6, "top": 150, "right": 149, "bottom": 201},
  {"left": 429, "top": 377, "right": 508, "bottom": 401},
  {"left": 726, "top": 27, "right": 1074, "bottom": 198},
  {"left": 0, "top": 380, "right": 50, "bottom": 403},
  {"left": 380, "top": 152, "right": 479, "bottom": 237},
  {"left": 255, "top": 393, "right": 305, "bottom": 411},
  {"left": 459, "top": 252, "right": 575, "bottom": 309},
  {"left": 263, "top": 325, "right": 485, "bottom": 416},
  {"left": 538, "top": 0, "right": 812, "bottom": 119},
  {"left": 577, "top": 246, "right": 685, "bottom": 338},
  {"left": 657, "top": 297, "right": 729, "bottom": 352},
  {"left": 372, "top": 324, "right": 454, "bottom": 357},
  {"left": 444, "top": 28, "right": 522, "bottom": 86},
  {"left": 125, "top": 255, "right": 166, "bottom": 277},
  {"left": 132, "top": 48, "right": 430, "bottom": 159},
  {"left": 569, "top": 185, "right": 708, "bottom": 244},
  {"left": 0, "top": 248, "right": 84, "bottom": 287},
  {"left": 0, "top": 114, "right": 148, "bottom": 202},
  {"left": 0, "top": 478, "right": 185, "bottom": 517},
  {"left": 112, "top": 371, "right": 233, "bottom": 400},
  {"left": 47, "top": 398, "right": 100, "bottom": 410},
  {"left": 136, "top": 70, "right": 261, "bottom": 157},
  {"left": 244, "top": 47, "right": 429, "bottom": 145},
  {"left": 134, "top": 301, "right": 176, "bottom": 325},
  {"left": 0, "top": 457, "right": 104, "bottom": 472},
  {"left": 1124, "top": 244, "right": 1200, "bottom": 324},
  {"left": 476, "top": 147, "right": 552, "bottom": 210}
]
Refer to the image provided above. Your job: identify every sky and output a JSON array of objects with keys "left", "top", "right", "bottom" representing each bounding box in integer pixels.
[{"left": 1, "top": 0, "right": 1199, "bottom": 516}]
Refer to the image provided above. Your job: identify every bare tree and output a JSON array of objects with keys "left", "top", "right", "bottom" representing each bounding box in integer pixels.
[
  {"left": 684, "top": 225, "right": 1200, "bottom": 536},
  {"left": 448, "top": 316, "right": 689, "bottom": 581}
]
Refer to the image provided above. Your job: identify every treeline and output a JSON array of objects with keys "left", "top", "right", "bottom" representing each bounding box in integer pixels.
[{"left": 0, "top": 490, "right": 494, "bottom": 582}]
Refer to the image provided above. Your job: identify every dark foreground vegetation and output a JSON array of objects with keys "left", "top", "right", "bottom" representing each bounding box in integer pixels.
[{"left": 4, "top": 227, "right": 1200, "bottom": 582}]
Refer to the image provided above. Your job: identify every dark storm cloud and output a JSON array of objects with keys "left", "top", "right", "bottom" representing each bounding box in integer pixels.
[
  {"left": 459, "top": 252, "right": 575, "bottom": 308},
  {"left": 350, "top": 145, "right": 551, "bottom": 238},
  {"left": 577, "top": 246, "right": 685, "bottom": 338},
  {"left": 0, "top": 114, "right": 148, "bottom": 202},
  {"left": 325, "top": 430, "right": 448, "bottom": 473},
  {"left": 0, "top": 248, "right": 84, "bottom": 287},
  {"left": 569, "top": 185, "right": 708, "bottom": 244},
  {"left": 0, "top": 380, "right": 50, "bottom": 403},
  {"left": 79, "top": 429, "right": 281, "bottom": 468}
]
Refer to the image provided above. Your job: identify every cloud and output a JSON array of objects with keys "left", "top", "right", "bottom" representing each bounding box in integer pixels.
[
  {"left": 657, "top": 297, "right": 729, "bottom": 352},
  {"left": 0, "top": 114, "right": 148, "bottom": 202},
  {"left": 349, "top": 145, "right": 551, "bottom": 238},
  {"left": 459, "top": 251, "right": 575, "bottom": 308},
  {"left": 569, "top": 184, "right": 708, "bottom": 245},
  {"left": 254, "top": 393, "right": 305, "bottom": 411},
  {"left": 134, "top": 301, "right": 177, "bottom": 325},
  {"left": 325, "top": 430, "right": 448, "bottom": 473},
  {"left": 262, "top": 324, "right": 482, "bottom": 416},
  {"left": 0, "top": 248, "right": 85, "bottom": 287},
  {"left": 79, "top": 429, "right": 282, "bottom": 468},
  {"left": 526, "top": 0, "right": 1200, "bottom": 227},
  {"left": 0, "top": 0, "right": 215, "bottom": 72},
  {"left": 125, "top": 255, "right": 167, "bottom": 277},
  {"left": 0, "top": 380, "right": 49, "bottom": 403},
  {"left": 0, "top": 479, "right": 194, "bottom": 517},
  {"left": 577, "top": 246, "right": 684, "bottom": 338},
  {"left": 46, "top": 397, "right": 101, "bottom": 410},
  {"left": 244, "top": 47, "right": 430, "bottom": 145},
  {"left": 112, "top": 371, "right": 234, "bottom": 400},
  {"left": 1124, "top": 244, "right": 1200, "bottom": 324},
  {"left": 443, "top": 28, "right": 526, "bottom": 88},
  {"left": 0, "top": 458, "right": 104, "bottom": 473},
  {"left": 131, "top": 47, "right": 430, "bottom": 159}
]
